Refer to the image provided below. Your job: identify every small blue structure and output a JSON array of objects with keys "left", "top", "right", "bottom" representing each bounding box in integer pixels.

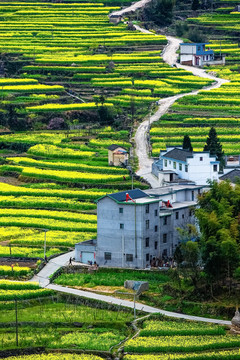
[{"left": 180, "top": 42, "right": 215, "bottom": 66}]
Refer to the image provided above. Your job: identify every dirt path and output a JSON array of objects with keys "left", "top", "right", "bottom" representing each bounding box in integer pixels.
[{"left": 134, "top": 34, "right": 229, "bottom": 187}]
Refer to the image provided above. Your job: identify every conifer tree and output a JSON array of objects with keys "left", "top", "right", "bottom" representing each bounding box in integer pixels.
[
  {"left": 204, "top": 127, "right": 224, "bottom": 169},
  {"left": 192, "top": 0, "right": 200, "bottom": 11},
  {"left": 182, "top": 135, "right": 193, "bottom": 152}
]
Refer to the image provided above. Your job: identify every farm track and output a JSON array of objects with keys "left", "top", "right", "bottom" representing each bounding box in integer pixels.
[{"left": 134, "top": 32, "right": 229, "bottom": 187}]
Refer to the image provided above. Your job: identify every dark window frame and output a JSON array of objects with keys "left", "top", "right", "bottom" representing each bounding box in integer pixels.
[
  {"left": 146, "top": 219, "right": 149, "bottom": 229},
  {"left": 163, "top": 233, "right": 167, "bottom": 243},
  {"left": 145, "top": 237, "right": 149, "bottom": 248},
  {"left": 104, "top": 252, "right": 111, "bottom": 260},
  {"left": 126, "top": 254, "right": 133, "bottom": 262}
]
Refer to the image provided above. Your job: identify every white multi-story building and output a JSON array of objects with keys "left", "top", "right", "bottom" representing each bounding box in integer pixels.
[
  {"left": 75, "top": 185, "right": 205, "bottom": 268},
  {"left": 152, "top": 147, "right": 220, "bottom": 186}
]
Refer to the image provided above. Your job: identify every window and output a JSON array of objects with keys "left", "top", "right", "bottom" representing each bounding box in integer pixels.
[
  {"left": 200, "top": 157, "right": 203, "bottom": 161},
  {"left": 145, "top": 237, "right": 149, "bottom": 247},
  {"left": 163, "top": 216, "right": 167, "bottom": 225},
  {"left": 164, "top": 159, "right": 167, "bottom": 167},
  {"left": 189, "top": 209, "right": 193, "bottom": 217},
  {"left": 119, "top": 207, "right": 123, "bottom": 214},
  {"left": 155, "top": 225, "right": 158, "bottom": 232},
  {"left": 155, "top": 209, "right": 158, "bottom": 216},
  {"left": 146, "top": 220, "right": 149, "bottom": 230},
  {"left": 173, "top": 162, "right": 176, "bottom": 169},
  {"left": 146, "top": 253, "right": 149, "bottom": 262},
  {"left": 155, "top": 241, "right": 158, "bottom": 250},
  {"left": 198, "top": 46, "right": 201, "bottom": 51},
  {"left": 179, "top": 163, "right": 182, "bottom": 171},
  {"left": 104, "top": 252, "right": 111, "bottom": 260},
  {"left": 182, "top": 214, "right": 185, "bottom": 219},
  {"left": 198, "top": 189, "right": 201, "bottom": 195},
  {"left": 185, "top": 165, "right": 188, "bottom": 172},
  {"left": 213, "top": 164, "right": 218, "bottom": 172},
  {"left": 146, "top": 204, "right": 149, "bottom": 213},
  {"left": 163, "top": 233, "right": 167, "bottom": 243},
  {"left": 162, "top": 249, "right": 167, "bottom": 257},
  {"left": 120, "top": 223, "right": 124, "bottom": 229},
  {"left": 126, "top": 254, "right": 133, "bottom": 262},
  {"left": 175, "top": 211, "right": 179, "bottom": 220},
  {"left": 192, "top": 191, "right": 194, "bottom": 201},
  {"left": 169, "top": 161, "right": 171, "bottom": 165}
]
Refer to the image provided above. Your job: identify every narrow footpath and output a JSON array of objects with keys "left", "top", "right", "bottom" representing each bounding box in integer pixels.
[
  {"left": 47, "top": 282, "right": 231, "bottom": 326},
  {"left": 31, "top": 250, "right": 75, "bottom": 287}
]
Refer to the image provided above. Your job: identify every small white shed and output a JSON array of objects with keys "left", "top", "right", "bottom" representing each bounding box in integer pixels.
[{"left": 75, "top": 239, "right": 97, "bottom": 264}]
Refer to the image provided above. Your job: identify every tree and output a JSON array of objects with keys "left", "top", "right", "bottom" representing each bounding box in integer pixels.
[
  {"left": 192, "top": 0, "right": 200, "bottom": 10},
  {"left": 143, "top": 0, "right": 175, "bottom": 27},
  {"left": 99, "top": 94, "right": 105, "bottom": 106},
  {"left": 204, "top": 127, "right": 224, "bottom": 170},
  {"left": 195, "top": 181, "right": 240, "bottom": 295},
  {"left": 182, "top": 135, "right": 193, "bottom": 152},
  {"left": 6, "top": 105, "right": 29, "bottom": 131}
]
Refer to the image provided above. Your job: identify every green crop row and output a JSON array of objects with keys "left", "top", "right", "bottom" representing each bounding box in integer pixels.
[
  {"left": 124, "top": 335, "right": 240, "bottom": 353},
  {"left": 0, "top": 216, "right": 97, "bottom": 232},
  {"left": 125, "top": 349, "right": 240, "bottom": 360},
  {"left": 0, "top": 182, "right": 107, "bottom": 201},
  {"left": 0, "top": 208, "right": 96, "bottom": 223},
  {"left": 140, "top": 320, "right": 225, "bottom": 336}
]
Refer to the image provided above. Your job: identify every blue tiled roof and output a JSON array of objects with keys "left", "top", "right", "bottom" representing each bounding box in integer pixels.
[
  {"left": 109, "top": 189, "right": 148, "bottom": 202},
  {"left": 196, "top": 49, "right": 214, "bottom": 56}
]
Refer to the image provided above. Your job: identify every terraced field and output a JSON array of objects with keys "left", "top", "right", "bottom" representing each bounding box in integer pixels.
[
  {"left": 0, "top": 128, "right": 147, "bottom": 266},
  {"left": 123, "top": 316, "right": 238, "bottom": 360},
  {"left": 0, "top": 0, "right": 220, "bottom": 123}
]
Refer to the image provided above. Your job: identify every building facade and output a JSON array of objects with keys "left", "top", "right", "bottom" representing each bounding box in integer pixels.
[
  {"left": 152, "top": 147, "right": 220, "bottom": 186},
  {"left": 80, "top": 186, "right": 204, "bottom": 268},
  {"left": 108, "top": 144, "right": 128, "bottom": 166},
  {"left": 96, "top": 189, "right": 160, "bottom": 268},
  {"left": 180, "top": 43, "right": 225, "bottom": 67}
]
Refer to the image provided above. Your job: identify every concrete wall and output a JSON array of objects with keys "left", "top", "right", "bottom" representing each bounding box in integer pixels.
[
  {"left": 180, "top": 45, "right": 196, "bottom": 54},
  {"left": 160, "top": 205, "right": 196, "bottom": 257},
  {"left": 96, "top": 197, "right": 160, "bottom": 268},
  {"left": 188, "top": 154, "right": 219, "bottom": 185}
]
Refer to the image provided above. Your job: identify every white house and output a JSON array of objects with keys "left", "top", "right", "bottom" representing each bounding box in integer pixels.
[
  {"left": 152, "top": 147, "right": 220, "bottom": 186},
  {"left": 180, "top": 42, "right": 225, "bottom": 67}
]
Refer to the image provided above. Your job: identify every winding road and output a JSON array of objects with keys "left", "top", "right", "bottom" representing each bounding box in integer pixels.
[{"left": 134, "top": 33, "right": 229, "bottom": 187}]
